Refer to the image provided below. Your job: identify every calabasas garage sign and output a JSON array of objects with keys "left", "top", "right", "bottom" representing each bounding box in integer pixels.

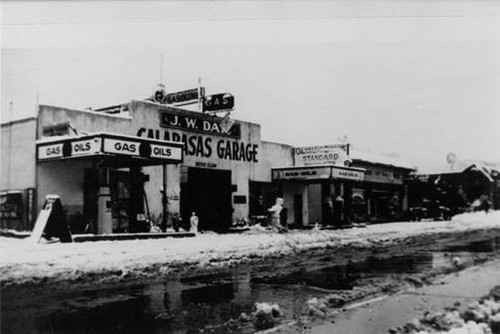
[{"left": 294, "top": 144, "right": 349, "bottom": 167}]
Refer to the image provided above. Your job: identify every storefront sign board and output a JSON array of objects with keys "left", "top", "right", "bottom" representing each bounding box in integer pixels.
[
  {"left": 103, "top": 138, "right": 141, "bottom": 157},
  {"left": 272, "top": 166, "right": 364, "bottom": 182},
  {"left": 159, "top": 107, "right": 241, "bottom": 138},
  {"left": 294, "top": 144, "right": 349, "bottom": 167},
  {"left": 37, "top": 133, "right": 184, "bottom": 164},
  {"left": 38, "top": 143, "right": 64, "bottom": 160},
  {"left": 331, "top": 167, "right": 364, "bottom": 181},
  {"left": 70, "top": 138, "right": 101, "bottom": 157},
  {"left": 272, "top": 167, "right": 332, "bottom": 181},
  {"left": 150, "top": 143, "right": 183, "bottom": 161}
]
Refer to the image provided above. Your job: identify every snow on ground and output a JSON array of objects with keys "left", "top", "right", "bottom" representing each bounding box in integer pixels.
[{"left": 1, "top": 211, "right": 499, "bottom": 287}]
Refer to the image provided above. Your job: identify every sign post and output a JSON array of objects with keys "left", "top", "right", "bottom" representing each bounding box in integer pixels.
[{"left": 28, "top": 195, "right": 73, "bottom": 244}]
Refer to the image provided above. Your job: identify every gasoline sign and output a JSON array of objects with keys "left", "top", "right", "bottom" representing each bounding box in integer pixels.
[
  {"left": 166, "top": 88, "right": 204, "bottom": 105},
  {"left": 203, "top": 93, "right": 234, "bottom": 112}
]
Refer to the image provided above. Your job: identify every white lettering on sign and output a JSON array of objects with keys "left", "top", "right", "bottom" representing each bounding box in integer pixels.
[
  {"left": 150, "top": 144, "right": 183, "bottom": 161},
  {"left": 103, "top": 138, "right": 140, "bottom": 156},
  {"left": 331, "top": 167, "right": 364, "bottom": 181},
  {"left": 71, "top": 138, "right": 100, "bottom": 157},
  {"left": 273, "top": 166, "right": 364, "bottom": 181},
  {"left": 38, "top": 143, "right": 63, "bottom": 160},
  {"left": 272, "top": 167, "right": 331, "bottom": 181}
]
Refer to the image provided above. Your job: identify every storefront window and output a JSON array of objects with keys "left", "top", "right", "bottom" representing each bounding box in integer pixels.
[
  {"left": 351, "top": 190, "right": 367, "bottom": 222},
  {"left": 249, "top": 181, "right": 281, "bottom": 223}
]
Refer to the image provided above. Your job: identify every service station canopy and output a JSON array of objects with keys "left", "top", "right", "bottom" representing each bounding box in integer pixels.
[
  {"left": 272, "top": 165, "right": 365, "bottom": 182},
  {"left": 36, "top": 132, "right": 184, "bottom": 167}
]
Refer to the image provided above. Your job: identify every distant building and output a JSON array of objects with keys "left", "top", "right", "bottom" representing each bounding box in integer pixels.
[
  {"left": 350, "top": 151, "right": 414, "bottom": 223},
  {"left": 411, "top": 159, "right": 500, "bottom": 214}
]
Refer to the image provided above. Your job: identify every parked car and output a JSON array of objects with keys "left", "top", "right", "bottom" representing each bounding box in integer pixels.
[{"left": 408, "top": 199, "right": 452, "bottom": 221}]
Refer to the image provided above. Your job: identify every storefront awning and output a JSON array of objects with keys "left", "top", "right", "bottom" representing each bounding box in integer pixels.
[
  {"left": 272, "top": 165, "right": 365, "bottom": 182},
  {"left": 36, "top": 132, "right": 184, "bottom": 167}
]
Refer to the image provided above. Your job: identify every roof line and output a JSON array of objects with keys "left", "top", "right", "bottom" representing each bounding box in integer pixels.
[{"left": 1, "top": 117, "right": 37, "bottom": 127}]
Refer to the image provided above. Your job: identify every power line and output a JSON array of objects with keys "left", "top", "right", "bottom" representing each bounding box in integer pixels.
[{"left": 2, "top": 14, "right": 498, "bottom": 26}]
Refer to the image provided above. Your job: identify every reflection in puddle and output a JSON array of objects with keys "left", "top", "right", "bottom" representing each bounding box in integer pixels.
[
  {"left": 251, "top": 252, "right": 433, "bottom": 290},
  {"left": 2, "top": 232, "right": 500, "bottom": 334},
  {"left": 441, "top": 236, "right": 500, "bottom": 253}
]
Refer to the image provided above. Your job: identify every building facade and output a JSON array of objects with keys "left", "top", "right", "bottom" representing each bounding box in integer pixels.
[
  {"left": 1, "top": 99, "right": 417, "bottom": 233},
  {"left": 1, "top": 100, "right": 296, "bottom": 232}
]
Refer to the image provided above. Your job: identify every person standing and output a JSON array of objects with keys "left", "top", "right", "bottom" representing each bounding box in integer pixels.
[
  {"left": 333, "top": 195, "right": 344, "bottom": 227},
  {"left": 268, "top": 197, "right": 285, "bottom": 232},
  {"left": 189, "top": 212, "right": 199, "bottom": 234},
  {"left": 324, "top": 196, "right": 334, "bottom": 226}
]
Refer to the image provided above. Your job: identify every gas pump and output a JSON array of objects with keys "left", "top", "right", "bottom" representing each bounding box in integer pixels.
[{"left": 97, "top": 167, "right": 113, "bottom": 234}]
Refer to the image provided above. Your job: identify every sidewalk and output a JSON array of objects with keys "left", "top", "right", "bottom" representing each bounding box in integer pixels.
[
  {"left": 1, "top": 211, "right": 499, "bottom": 288},
  {"left": 307, "top": 259, "right": 500, "bottom": 334}
]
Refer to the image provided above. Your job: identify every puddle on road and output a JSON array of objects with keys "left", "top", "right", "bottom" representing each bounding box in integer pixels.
[
  {"left": 440, "top": 236, "right": 500, "bottom": 253},
  {"left": 3, "top": 232, "right": 500, "bottom": 334},
  {"left": 251, "top": 252, "right": 433, "bottom": 291}
]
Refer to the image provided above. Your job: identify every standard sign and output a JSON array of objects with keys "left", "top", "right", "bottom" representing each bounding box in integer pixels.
[{"left": 294, "top": 145, "right": 349, "bottom": 167}]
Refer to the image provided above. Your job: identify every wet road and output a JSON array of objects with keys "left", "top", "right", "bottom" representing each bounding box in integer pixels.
[{"left": 2, "top": 229, "right": 500, "bottom": 334}]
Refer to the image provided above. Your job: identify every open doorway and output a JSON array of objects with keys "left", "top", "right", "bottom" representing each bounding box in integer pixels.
[{"left": 181, "top": 167, "right": 232, "bottom": 232}]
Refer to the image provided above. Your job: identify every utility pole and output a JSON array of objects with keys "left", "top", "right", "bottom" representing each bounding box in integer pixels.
[
  {"left": 198, "top": 77, "right": 202, "bottom": 113},
  {"left": 160, "top": 53, "right": 164, "bottom": 84},
  {"left": 7, "top": 101, "right": 13, "bottom": 190}
]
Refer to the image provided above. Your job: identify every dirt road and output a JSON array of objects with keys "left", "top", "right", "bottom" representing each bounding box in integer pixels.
[{"left": 2, "top": 220, "right": 500, "bottom": 334}]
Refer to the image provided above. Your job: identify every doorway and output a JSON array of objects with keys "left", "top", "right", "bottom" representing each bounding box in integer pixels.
[
  {"left": 293, "top": 194, "right": 303, "bottom": 227},
  {"left": 181, "top": 167, "right": 232, "bottom": 232}
]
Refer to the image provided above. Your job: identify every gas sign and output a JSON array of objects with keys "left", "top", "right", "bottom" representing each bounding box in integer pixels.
[
  {"left": 203, "top": 93, "right": 234, "bottom": 112},
  {"left": 38, "top": 143, "right": 64, "bottom": 160}
]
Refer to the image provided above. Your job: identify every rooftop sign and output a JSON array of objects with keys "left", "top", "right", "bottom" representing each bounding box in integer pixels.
[
  {"left": 294, "top": 144, "right": 350, "bottom": 167},
  {"left": 203, "top": 93, "right": 234, "bottom": 112},
  {"left": 166, "top": 88, "right": 204, "bottom": 106}
]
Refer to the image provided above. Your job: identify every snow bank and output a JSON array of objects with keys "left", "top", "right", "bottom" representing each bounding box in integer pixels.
[
  {"left": 392, "top": 290, "right": 500, "bottom": 334},
  {"left": 1, "top": 211, "right": 499, "bottom": 287}
]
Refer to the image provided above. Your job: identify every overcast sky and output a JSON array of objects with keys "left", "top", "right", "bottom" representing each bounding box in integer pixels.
[{"left": 1, "top": 0, "right": 500, "bottom": 169}]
